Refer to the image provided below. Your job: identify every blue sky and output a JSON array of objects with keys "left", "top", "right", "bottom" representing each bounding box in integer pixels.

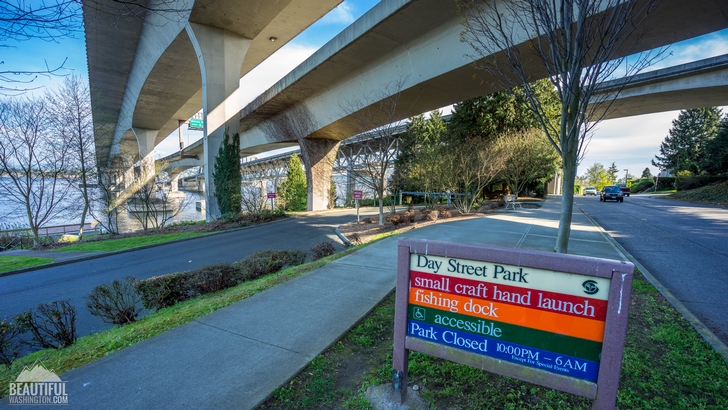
[{"left": 5, "top": 0, "right": 728, "bottom": 178}]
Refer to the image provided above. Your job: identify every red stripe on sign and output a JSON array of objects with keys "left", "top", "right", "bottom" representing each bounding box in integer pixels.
[{"left": 410, "top": 270, "right": 607, "bottom": 321}]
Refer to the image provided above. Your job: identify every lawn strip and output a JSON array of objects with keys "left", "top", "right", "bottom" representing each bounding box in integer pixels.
[
  {"left": 50, "top": 231, "right": 207, "bottom": 252},
  {"left": 260, "top": 270, "right": 728, "bottom": 409},
  {"left": 0, "top": 256, "right": 54, "bottom": 273}
]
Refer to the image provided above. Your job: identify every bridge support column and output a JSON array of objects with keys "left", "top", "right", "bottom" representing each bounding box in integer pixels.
[
  {"left": 299, "top": 138, "right": 341, "bottom": 211},
  {"left": 186, "top": 23, "right": 251, "bottom": 220},
  {"left": 132, "top": 128, "right": 159, "bottom": 185}
]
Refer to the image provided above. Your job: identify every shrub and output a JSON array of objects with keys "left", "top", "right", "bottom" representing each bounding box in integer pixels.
[
  {"left": 239, "top": 250, "right": 297, "bottom": 280},
  {"left": 15, "top": 300, "right": 77, "bottom": 349},
  {"left": 282, "top": 249, "right": 307, "bottom": 267},
  {"left": 311, "top": 242, "right": 336, "bottom": 261},
  {"left": 135, "top": 249, "right": 307, "bottom": 310},
  {"left": 135, "top": 272, "right": 188, "bottom": 310},
  {"left": 86, "top": 277, "right": 143, "bottom": 325},
  {"left": 404, "top": 210, "right": 416, "bottom": 223},
  {"left": 389, "top": 214, "right": 403, "bottom": 226},
  {"left": 0, "top": 320, "right": 21, "bottom": 366},
  {"left": 362, "top": 217, "right": 374, "bottom": 224},
  {"left": 437, "top": 207, "right": 452, "bottom": 219},
  {"left": 631, "top": 178, "right": 655, "bottom": 193},
  {"left": 421, "top": 209, "right": 437, "bottom": 221},
  {"left": 185, "top": 263, "right": 240, "bottom": 295}
]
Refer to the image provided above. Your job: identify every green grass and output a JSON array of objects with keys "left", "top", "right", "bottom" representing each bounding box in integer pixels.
[
  {"left": 50, "top": 231, "right": 207, "bottom": 252},
  {"left": 0, "top": 256, "right": 54, "bottom": 273},
  {"left": 260, "top": 270, "right": 728, "bottom": 409},
  {"left": 669, "top": 180, "right": 728, "bottom": 203}
]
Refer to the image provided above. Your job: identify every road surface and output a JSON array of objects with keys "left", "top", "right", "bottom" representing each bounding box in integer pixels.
[
  {"left": 575, "top": 194, "right": 728, "bottom": 345},
  {"left": 0, "top": 208, "right": 379, "bottom": 338}
]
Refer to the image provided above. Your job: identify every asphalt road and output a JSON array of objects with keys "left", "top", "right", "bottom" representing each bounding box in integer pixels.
[
  {"left": 0, "top": 208, "right": 379, "bottom": 338},
  {"left": 574, "top": 194, "right": 728, "bottom": 345}
]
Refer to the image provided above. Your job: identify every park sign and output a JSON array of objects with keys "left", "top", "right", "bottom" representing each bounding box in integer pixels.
[{"left": 392, "top": 238, "right": 634, "bottom": 409}]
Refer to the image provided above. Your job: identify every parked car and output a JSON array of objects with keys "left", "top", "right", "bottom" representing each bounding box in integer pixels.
[
  {"left": 584, "top": 186, "right": 598, "bottom": 196},
  {"left": 600, "top": 185, "right": 624, "bottom": 202},
  {"left": 618, "top": 183, "right": 631, "bottom": 197}
]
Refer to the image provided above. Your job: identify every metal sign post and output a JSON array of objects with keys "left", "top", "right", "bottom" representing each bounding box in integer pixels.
[{"left": 353, "top": 190, "right": 363, "bottom": 223}]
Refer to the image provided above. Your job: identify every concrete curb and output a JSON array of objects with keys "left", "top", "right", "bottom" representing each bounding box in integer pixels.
[
  {"left": 578, "top": 208, "right": 728, "bottom": 362},
  {"left": 0, "top": 217, "right": 293, "bottom": 278}
]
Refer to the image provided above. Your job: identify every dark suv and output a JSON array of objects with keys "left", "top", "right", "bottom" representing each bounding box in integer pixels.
[{"left": 600, "top": 185, "right": 624, "bottom": 202}]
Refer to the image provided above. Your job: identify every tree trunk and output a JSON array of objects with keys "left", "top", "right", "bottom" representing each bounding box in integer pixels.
[{"left": 555, "top": 150, "right": 578, "bottom": 254}]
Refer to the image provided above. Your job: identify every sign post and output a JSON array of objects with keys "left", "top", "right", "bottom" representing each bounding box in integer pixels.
[
  {"left": 353, "top": 190, "right": 363, "bottom": 223},
  {"left": 267, "top": 192, "right": 276, "bottom": 210},
  {"left": 393, "top": 238, "right": 634, "bottom": 409}
]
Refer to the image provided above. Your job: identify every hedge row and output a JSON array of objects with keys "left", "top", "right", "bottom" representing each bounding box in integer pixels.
[{"left": 135, "top": 249, "right": 307, "bottom": 310}]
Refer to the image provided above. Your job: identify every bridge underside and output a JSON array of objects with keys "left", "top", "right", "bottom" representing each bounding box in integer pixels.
[{"left": 232, "top": 0, "right": 728, "bottom": 211}]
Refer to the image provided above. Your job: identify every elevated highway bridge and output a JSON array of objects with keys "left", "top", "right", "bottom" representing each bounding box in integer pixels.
[{"left": 86, "top": 0, "right": 728, "bottom": 216}]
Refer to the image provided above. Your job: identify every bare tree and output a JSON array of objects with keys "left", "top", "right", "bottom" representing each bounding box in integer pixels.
[
  {"left": 439, "top": 137, "right": 509, "bottom": 214},
  {"left": 46, "top": 75, "right": 96, "bottom": 240},
  {"left": 340, "top": 77, "right": 410, "bottom": 225},
  {"left": 0, "top": 96, "right": 75, "bottom": 244},
  {"left": 240, "top": 182, "right": 267, "bottom": 213},
  {"left": 460, "top": 0, "right": 664, "bottom": 253}
]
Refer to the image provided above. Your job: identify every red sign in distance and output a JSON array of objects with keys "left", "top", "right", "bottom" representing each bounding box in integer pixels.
[
  {"left": 267, "top": 192, "right": 276, "bottom": 199},
  {"left": 353, "top": 190, "right": 363, "bottom": 199}
]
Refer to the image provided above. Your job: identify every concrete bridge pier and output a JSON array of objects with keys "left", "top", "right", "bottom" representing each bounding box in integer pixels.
[
  {"left": 186, "top": 22, "right": 251, "bottom": 220},
  {"left": 299, "top": 138, "right": 340, "bottom": 211},
  {"left": 132, "top": 128, "right": 160, "bottom": 183}
]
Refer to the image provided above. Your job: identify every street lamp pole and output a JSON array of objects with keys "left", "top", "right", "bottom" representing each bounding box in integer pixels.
[{"left": 623, "top": 169, "right": 628, "bottom": 184}]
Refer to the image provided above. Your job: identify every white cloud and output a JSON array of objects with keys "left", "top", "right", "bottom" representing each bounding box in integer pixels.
[
  {"left": 582, "top": 105, "right": 728, "bottom": 178},
  {"left": 319, "top": 3, "right": 356, "bottom": 25}
]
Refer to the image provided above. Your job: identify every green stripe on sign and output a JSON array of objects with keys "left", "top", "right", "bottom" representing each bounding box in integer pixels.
[{"left": 408, "top": 304, "right": 602, "bottom": 362}]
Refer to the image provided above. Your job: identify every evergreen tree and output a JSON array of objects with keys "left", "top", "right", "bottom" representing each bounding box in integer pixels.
[
  {"left": 394, "top": 110, "right": 447, "bottom": 207},
  {"left": 641, "top": 168, "right": 653, "bottom": 178},
  {"left": 700, "top": 117, "right": 728, "bottom": 175},
  {"left": 279, "top": 154, "right": 307, "bottom": 211},
  {"left": 447, "top": 79, "right": 557, "bottom": 142},
  {"left": 212, "top": 132, "right": 241, "bottom": 216},
  {"left": 652, "top": 108, "right": 723, "bottom": 175},
  {"left": 607, "top": 162, "right": 619, "bottom": 184}
]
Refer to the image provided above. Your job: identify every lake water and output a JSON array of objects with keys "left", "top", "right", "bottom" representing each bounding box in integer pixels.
[{"left": 0, "top": 181, "right": 206, "bottom": 233}]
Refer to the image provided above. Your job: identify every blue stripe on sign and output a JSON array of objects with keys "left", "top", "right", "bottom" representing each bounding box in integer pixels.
[{"left": 408, "top": 319, "right": 600, "bottom": 382}]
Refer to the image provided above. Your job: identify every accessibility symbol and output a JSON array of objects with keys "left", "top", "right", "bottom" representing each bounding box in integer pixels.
[{"left": 413, "top": 307, "right": 426, "bottom": 321}]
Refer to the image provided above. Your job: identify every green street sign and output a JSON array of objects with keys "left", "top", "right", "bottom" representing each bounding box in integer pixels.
[{"left": 188, "top": 118, "right": 204, "bottom": 130}]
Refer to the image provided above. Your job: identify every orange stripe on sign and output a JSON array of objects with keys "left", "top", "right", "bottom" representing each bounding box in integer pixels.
[{"left": 408, "top": 287, "right": 605, "bottom": 342}]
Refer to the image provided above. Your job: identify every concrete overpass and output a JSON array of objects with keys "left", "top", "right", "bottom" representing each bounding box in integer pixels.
[
  {"left": 83, "top": 0, "right": 342, "bottom": 216},
  {"left": 592, "top": 54, "right": 728, "bottom": 120},
  {"left": 232, "top": 0, "right": 728, "bottom": 211}
]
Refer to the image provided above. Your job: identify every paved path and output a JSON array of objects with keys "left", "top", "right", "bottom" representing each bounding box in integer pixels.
[
  {"left": 575, "top": 194, "right": 728, "bottom": 346},
  {"left": 1, "top": 197, "right": 628, "bottom": 409}
]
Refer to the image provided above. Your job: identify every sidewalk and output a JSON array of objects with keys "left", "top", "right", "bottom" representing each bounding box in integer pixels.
[{"left": 1, "top": 196, "right": 626, "bottom": 409}]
